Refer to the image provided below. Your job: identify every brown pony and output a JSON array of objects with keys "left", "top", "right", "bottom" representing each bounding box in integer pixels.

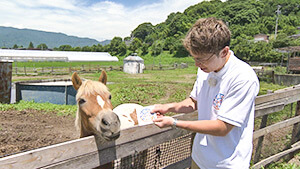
[{"left": 71, "top": 71, "right": 121, "bottom": 143}]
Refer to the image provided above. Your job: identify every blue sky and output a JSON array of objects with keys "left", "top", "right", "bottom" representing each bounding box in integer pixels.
[{"left": 0, "top": 0, "right": 201, "bottom": 41}]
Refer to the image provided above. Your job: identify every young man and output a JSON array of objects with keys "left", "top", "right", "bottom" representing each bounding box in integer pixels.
[{"left": 151, "top": 17, "right": 259, "bottom": 169}]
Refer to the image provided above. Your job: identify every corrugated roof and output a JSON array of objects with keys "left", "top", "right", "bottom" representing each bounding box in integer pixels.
[
  {"left": 123, "top": 55, "right": 144, "bottom": 62},
  {"left": 276, "top": 46, "right": 300, "bottom": 53},
  {"left": 0, "top": 49, "right": 118, "bottom": 62}
]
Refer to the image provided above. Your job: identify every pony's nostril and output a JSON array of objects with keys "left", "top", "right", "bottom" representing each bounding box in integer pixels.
[{"left": 102, "top": 118, "right": 109, "bottom": 126}]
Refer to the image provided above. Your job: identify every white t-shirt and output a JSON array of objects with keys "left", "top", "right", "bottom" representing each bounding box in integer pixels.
[{"left": 190, "top": 51, "right": 259, "bottom": 169}]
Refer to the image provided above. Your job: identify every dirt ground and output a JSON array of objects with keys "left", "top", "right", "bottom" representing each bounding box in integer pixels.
[{"left": 0, "top": 109, "right": 77, "bottom": 157}]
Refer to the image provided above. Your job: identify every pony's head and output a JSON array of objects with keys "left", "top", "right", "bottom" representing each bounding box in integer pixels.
[{"left": 72, "top": 71, "right": 120, "bottom": 141}]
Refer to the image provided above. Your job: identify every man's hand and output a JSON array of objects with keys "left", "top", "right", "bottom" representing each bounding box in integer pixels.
[
  {"left": 153, "top": 116, "right": 175, "bottom": 128},
  {"left": 151, "top": 104, "right": 171, "bottom": 115}
]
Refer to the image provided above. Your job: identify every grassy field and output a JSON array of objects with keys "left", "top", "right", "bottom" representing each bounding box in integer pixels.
[{"left": 1, "top": 60, "right": 300, "bottom": 168}]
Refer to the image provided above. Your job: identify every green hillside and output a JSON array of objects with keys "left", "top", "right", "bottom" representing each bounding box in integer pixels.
[{"left": 125, "top": 0, "right": 300, "bottom": 63}]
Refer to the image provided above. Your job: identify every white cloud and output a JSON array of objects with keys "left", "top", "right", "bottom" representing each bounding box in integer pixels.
[{"left": 0, "top": 0, "right": 201, "bottom": 41}]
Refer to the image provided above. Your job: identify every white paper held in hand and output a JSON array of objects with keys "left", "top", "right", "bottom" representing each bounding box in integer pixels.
[{"left": 136, "top": 105, "right": 157, "bottom": 125}]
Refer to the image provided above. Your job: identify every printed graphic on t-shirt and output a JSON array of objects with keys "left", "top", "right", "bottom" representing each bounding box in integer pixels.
[{"left": 213, "top": 93, "right": 224, "bottom": 110}]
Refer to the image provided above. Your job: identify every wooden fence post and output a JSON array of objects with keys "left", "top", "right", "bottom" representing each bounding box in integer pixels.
[
  {"left": 15, "top": 82, "right": 21, "bottom": 102},
  {"left": 253, "top": 90, "right": 272, "bottom": 163},
  {"left": 289, "top": 100, "right": 300, "bottom": 159},
  {"left": 253, "top": 114, "right": 269, "bottom": 163},
  {"left": 271, "top": 70, "right": 275, "bottom": 84}
]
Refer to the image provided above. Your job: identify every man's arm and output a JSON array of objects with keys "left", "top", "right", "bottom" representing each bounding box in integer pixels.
[
  {"left": 151, "top": 97, "right": 197, "bottom": 115},
  {"left": 154, "top": 117, "right": 234, "bottom": 136},
  {"left": 176, "top": 119, "right": 234, "bottom": 136}
]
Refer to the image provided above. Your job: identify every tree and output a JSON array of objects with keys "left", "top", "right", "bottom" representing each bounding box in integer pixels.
[
  {"left": 73, "top": 46, "right": 81, "bottom": 51},
  {"left": 150, "top": 40, "right": 163, "bottom": 56},
  {"left": 91, "top": 44, "right": 103, "bottom": 52},
  {"left": 216, "top": 1, "right": 263, "bottom": 26},
  {"left": 28, "top": 42, "right": 34, "bottom": 49},
  {"left": 109, "top": 37, "right": 127, "bottom": 56},
  {"left": 258, "top": 16, "right": 275, "bottom": 34},
  {"left": 271, "top": 33, "right": 291, "bottom": 48},
  {"left": 82, "top": 46, "right": 91, "bottom": 52},
  {"left": 144, "top": 33, "right": 159, "bottom": 45},
  {"left": 13, "top": 44, "right": 18, "bottom": 49},
  {"left": 131, "top": 23, "right": 154, "bottom": 41},
  {"left": 141, "top": 43, "right": 149, "bottom": 55},
  {"left": 37, "top": 43, "right": 48, "bottom": 50},
  {"left": 58, "top": 45, "right": 72, "bottom": 51},
  {"left": 185, "top": 0, "right": 221, "bottom": 20},
  {"left": 163, "top": 37, "right": 176, "bottom": 51},
  {"left": 167, "top": 13, "right": 190, "bottom": 37},
  {"left": 173, "top": 40, "right": 189, "bottom": 58},
  {"left": 129, "top": 38, "right": 142, "bottom": 53}
]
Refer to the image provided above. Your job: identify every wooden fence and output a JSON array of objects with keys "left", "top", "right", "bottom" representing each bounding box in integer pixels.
[
  {"left": 12, "top": 63, "right": 189, "bottom": 75},
  {"left": 252, "top": 84, "right": 300, "bottom": 168},
  {"left": 0, "top": 85, "right": 300, "bottom": 168},
  {"left": 288, "top": 57, "right": 300, "bottom": 73}
]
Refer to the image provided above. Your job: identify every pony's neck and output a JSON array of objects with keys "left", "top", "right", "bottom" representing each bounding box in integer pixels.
[
  {"left": 80, "top": 125, "right": 93, "bottom": 138},
  {"left": 77, "top": 110, "right": 94, "bottom": 138}
]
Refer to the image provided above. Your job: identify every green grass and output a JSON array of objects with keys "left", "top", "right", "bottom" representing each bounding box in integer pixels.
[
  {"left": 111, "top": 83, "right": 166, "bottom": 106},
  {"left": 142, "top": 51, "right": 194, "bottom": 65},
  {"left": 258, "top": 81, "right": 287, "bottom": 95},
  {"left": 0, "top": 100, "right": 77, "bottom": 116},
  {"left": 261, "top": 161, "right": 300, "bottom": 169}
]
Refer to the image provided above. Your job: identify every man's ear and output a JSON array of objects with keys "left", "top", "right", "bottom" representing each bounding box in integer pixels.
[
  {"left": 71, "top": 72, "right": 82, "bottom": 90},
  {"left": 220, "top": 46, "right": 229, "bottom": 58}
]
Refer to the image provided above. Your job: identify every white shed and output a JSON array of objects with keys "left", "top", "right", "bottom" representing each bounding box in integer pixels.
[{"left": 123, "top": 54, "right": 145, "bottom": 74}]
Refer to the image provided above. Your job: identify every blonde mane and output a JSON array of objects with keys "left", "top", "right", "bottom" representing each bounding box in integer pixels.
[{"left": 76, "top": 80, "right": 109, "bottom": 100}]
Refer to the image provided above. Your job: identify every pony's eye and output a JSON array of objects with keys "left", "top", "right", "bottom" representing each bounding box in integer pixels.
[
  {"left": 109, "top": 95, "right": 112, "bottom": 100},
  {"left": 79, "top": 99, "right": 86, "bottom": 104}
]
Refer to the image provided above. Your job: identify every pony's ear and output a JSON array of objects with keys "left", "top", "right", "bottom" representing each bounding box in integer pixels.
[
  {"left": 71, "top": 72, "right": 82, "bottom": 91},
  {"left": 99, "top": 70, "right": 107, "bottom": 85}
]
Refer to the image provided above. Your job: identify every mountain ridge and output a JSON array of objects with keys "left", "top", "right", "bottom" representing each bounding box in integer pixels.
[{"left": 0, "top": 26, "right": 110, "bottom": 49}]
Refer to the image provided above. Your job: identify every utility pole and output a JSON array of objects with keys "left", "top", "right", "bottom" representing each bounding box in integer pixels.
[{"left": 274, "top": 5, "right": 281, "bottom": 39}]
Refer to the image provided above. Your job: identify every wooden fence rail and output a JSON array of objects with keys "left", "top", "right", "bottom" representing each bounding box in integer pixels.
[
  {"left": 12, "top": 63, "right": 189, "bottom": 75},
  {"left": 1, "top": 85, "right": 300, "bottom": 168}
]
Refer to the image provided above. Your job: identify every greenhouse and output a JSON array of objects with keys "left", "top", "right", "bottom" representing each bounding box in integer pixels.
[{"left": 0, "top": 49, "right": 118, "bottom": 62}]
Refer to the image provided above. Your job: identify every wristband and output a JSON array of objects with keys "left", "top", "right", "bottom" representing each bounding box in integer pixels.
[{"left": 173, "top": 118, "right": 178, "bottom": 127}]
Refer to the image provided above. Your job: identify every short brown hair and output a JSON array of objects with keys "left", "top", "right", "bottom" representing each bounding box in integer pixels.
[{"left": 183, "top": 17, "right": 231, "bottom": 55}]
